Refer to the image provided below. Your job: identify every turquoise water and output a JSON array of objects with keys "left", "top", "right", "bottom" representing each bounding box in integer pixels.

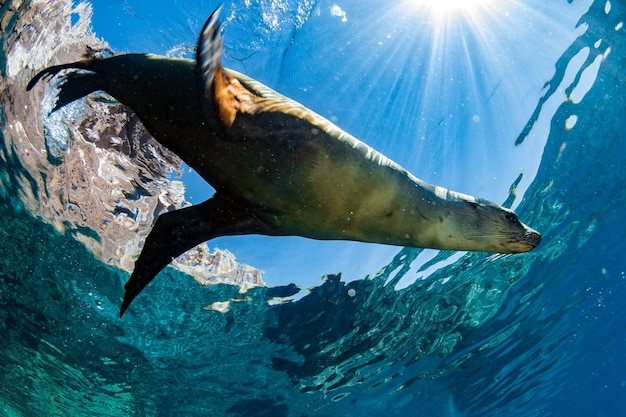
[{"left": 1, "top": 0, "right": 625, "bottom": 416}]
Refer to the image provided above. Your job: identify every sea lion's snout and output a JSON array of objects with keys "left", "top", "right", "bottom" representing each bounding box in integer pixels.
[
  {"left": 525, "top": 227, "right": 542, "bottom": 249},
  {"left": 515, "top": 225, "right": 541, "bottom": 252}
]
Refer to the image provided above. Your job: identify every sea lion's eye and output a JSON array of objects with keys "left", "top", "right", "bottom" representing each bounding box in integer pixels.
[{"left": 505, "top": 214, "right": 519, "bottom": 224}]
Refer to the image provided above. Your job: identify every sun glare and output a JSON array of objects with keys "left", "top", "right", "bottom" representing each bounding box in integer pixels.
[{"left": 406, "top": 0, "right": 491, "bottom": 19}]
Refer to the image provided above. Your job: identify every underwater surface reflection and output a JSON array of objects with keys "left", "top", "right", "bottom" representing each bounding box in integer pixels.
[{"left": 1, "top": 0, "right": 625, "bottom": 416}]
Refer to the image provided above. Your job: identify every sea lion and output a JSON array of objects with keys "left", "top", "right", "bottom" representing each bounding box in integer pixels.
[{"left": 28, "top": 7, "right": 541, "bottom": 317}]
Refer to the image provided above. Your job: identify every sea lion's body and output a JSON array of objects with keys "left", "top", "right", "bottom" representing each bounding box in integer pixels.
[
  {"left": 28, "top": 8, "right": 540, "bottom": 316},
  {"left": 89, "top": 55, "right": 420, "bottom": 244}
]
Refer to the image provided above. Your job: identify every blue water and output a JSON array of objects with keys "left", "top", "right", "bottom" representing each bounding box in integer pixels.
[{"left": 1, "top": 0, "right": 626, "bottom": 416}]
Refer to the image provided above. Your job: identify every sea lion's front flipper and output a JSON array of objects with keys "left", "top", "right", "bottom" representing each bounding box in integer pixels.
[
  {"left": 196, "top": 6, "right": 257, "bottom": 129},
  {"left": 120, "top": 194, "right": 267, "bottom": 317}
]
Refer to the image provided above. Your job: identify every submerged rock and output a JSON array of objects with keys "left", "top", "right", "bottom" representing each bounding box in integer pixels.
[{"left": 0, "top": 0, "right": 264, "bottom": 287}]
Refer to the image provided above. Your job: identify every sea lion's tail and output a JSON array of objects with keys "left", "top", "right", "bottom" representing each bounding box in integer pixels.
[{"left": 27, "top": 60, "right": 105, "bottom": 112}]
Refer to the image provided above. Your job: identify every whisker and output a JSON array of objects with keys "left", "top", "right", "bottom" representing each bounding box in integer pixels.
[{"left": 468, "top": 234, "right": 518, "bottom": 239}]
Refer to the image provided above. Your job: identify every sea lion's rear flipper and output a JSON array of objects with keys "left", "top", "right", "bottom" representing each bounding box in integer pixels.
[
  {"left": 27, "top": 61, "right": 104, "bottom": 113},
  {"left": 120, "top": 194, "right": 268, "bottom": 317},
  {"left": 196, "top": 6, "right": 257, "bottom": 129}
]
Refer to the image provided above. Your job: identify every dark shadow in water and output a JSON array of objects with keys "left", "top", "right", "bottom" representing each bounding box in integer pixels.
[
  {"left": 225, "top": 397, "right": 293, "bottom": 417},
  {"left": 0, "top": 127, "right": 39, "bottom": 211}
]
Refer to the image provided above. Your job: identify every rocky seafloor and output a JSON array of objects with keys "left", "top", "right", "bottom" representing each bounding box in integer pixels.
[{"left": 0, "top": 0, "right": 264, "bottom": 290}]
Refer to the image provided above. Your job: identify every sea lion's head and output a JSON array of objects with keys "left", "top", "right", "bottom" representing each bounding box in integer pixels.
[{"left": 436, "top": 197, "right": 541, "bottom": 254}]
